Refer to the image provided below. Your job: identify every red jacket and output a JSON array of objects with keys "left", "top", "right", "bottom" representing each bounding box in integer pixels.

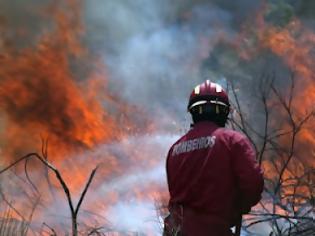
[{"left": 166, "top": 121, "right": 264, "bottom": 235}]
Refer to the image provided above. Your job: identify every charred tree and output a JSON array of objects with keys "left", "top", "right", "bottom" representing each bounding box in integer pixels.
[
  {"left": 228, "top": 74, "right": 315, "bottom": 236},
  {"left": 0, "top": 143, "right": 98, "bottom": 236}
]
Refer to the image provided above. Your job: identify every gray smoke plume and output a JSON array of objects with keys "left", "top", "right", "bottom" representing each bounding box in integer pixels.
[
  {"left": 0, "top": 0, "right": 264, "bottom": 124},
  {"left": 5, "top": 0, "right": 308, "bottom": 235},
  {"left": 84, "top": 0, "right": 262, "bottom": 122},
  {"left": 0, "top": 0, "right": 265, "bottom": 234}
]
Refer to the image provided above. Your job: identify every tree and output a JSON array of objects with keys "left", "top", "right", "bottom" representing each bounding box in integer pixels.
[
  {"left": 228, "top": 73, "right": 315, "bottom": 235},
  {"left": 0, "top": 142, "right": 98, "bottom": 236}
]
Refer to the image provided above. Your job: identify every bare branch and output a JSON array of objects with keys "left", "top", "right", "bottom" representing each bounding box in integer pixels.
[
  {"left": 74, "top": 165, "right": 99, "bottom": 216},
  {"left": 42, "top": 222, "right": 57, "bottom": 236},
  {"left": 0, "top": 150, "right": 99, "bottom": 236}
]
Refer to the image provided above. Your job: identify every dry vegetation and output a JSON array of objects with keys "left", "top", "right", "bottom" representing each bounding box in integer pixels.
[
  {"left": 0, "top": 75, "right": 314, "bottom": 236},
  {"left": 229, "top": 74, "right": 315, "bottom": 236}
]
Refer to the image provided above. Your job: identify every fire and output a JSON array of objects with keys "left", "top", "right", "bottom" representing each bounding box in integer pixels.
[
  {"left": 261, "top": 20, "right": 315, "bottom": 80},
  {"left": 0, "top": 0, "right": 131, "bottom": 161},
  {"left": 233, "top": 22, "right": 315, "bottom": 228},
  {"left": 0, "top": 1, "right": 165, "bottom": 234},
  {"left": 5, "top": 0, "right": 315, "bottom": 234},
  {"left": 236, "top": 8, "right": 315, "bottom": 167},
  {"left": 259, "top": 20, "right": 315, "bottom": 167}
]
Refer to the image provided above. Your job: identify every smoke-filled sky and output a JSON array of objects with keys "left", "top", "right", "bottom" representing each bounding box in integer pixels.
[
  {"left": 1, "top": 0, "right": 314, "bottom": 121},
  {"left": 84, "top": 0, "right": 262, "bottom": 118},
  {"left": 0, "top": 1, "right": 264, "bottom": 234},
  {"left": 1, "top": 0, "right": 315, "bottom": 235},
  {"left": 0, "top": 0, "right": 264, "bottom": 122}
]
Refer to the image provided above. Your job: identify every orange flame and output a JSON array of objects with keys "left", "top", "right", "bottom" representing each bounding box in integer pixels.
[
  {"left": 259, "top": 21, "right": 315, "bottom": 165},
  {"left": 0, "top": 1, "right": 162, "bottom": 234},
  {"left": 234, "top": 6, "right": 315, "bottom": 223},
  {"left": 236, "top": 8, "right": 315, "bottom": 166},
  {"left": 0, "top": 0, "right": 135, "bottom": 161}
]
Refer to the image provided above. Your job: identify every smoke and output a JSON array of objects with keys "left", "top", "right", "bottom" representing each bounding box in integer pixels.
[
  {"left": 84, "top": 0, "right": 262, "bottom": 120},
  {"left": 0, "top": 0, "right": 51, "bottom": 48},
  {"left": 24, "top": 133, "right": 179, "bottom": 234},
  {"left": 0, "top": 0, "right": 266, "bottom": 234},
  {"left": 0, "top": 0, "right": 264, "bottom": 125},
  {"left": 82, "top": 1, "right": 268, "bottom": 234},
  {"left": 5, "top": 0, "right": 314, "bottom": 235},
  {"left": 79, "top": 1, "right": 315, "bottom": 234},
  {"left": 85, "top": 134, "right": 178, "bottom": 234}
]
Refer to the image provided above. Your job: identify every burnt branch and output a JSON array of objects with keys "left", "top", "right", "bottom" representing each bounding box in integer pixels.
[
  {"left": 24, "top": 156, "right": 40, "bottom": 195},
  {"left": 41, "top": 222, "right": 57, "bottom": 236},
  {"left": 0, "top": 191, "right": 26, "bottom": 222},
  {"left": 0, "top": 149, "right": 99, "bottom": 236},
  {"left": 75, "top": 166, "right": 98, "bottom": 217},
  {"left": 229, "top": 73, "right": 315, "bottom": 235}
]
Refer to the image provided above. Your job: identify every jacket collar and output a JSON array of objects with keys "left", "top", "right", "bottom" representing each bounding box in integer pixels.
[{"left": 192, "top": 121, "right": 219, "bottom": 129}]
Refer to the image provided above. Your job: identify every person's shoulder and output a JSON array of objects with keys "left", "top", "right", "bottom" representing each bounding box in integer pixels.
[
  {"left": 166, "top": 133, "right": 189, "bottom": 158},
  {"left": 214, "top": 127, "right": 248, "bottom": 142},
  {"left": 170, "top": 132, "right": 189, "bottom": 148}
]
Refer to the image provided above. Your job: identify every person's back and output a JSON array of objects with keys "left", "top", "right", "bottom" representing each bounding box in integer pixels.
[{"left": 164, "top": 80, "right": 264, "bottom": 236}]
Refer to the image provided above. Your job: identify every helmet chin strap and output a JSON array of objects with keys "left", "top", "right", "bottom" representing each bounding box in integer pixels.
[
  {"left": 215, "top": 105, "right": 219, "bottom": 114},
  {"left": 199, "top": 106, "right": 202, "bottom": 114}
]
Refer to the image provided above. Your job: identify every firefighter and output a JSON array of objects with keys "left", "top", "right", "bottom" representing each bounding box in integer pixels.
[{"left": 164, "top": 80, "right": 264, "bottom": 236}]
